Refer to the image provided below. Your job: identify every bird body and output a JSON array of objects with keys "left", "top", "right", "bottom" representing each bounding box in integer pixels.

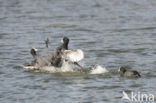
[
  {"left": 118, "top": 67, "right": 141, "bottom": 78},
  {"left": 24, "top": 48, "right": 51, "bottom": 69},
  {"left": 45, "top": 37, "right": 84, "bottom": 68}
]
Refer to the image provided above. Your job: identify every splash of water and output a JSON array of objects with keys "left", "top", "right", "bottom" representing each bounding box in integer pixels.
[
  {"left": 24, "top": 61, "right": 74, "bottom": 73},
  {"left": 89, "top": 65, "right": 108, "bottom": 74},
  {"left": 24, "top": 62, "right": 109, "bottom": 74}
]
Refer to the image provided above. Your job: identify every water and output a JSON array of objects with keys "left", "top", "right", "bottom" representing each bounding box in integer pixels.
[{"left": 0, "top": 0, "right": 156, "bottom": 102}]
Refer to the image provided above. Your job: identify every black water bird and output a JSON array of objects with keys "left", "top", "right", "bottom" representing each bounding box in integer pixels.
[
  {"left": 24, "top": 48, "right": 51, "bottom": 69},
  {"left": 118, "top": 66, "right": 141, "bottom": 78},
  {"left": 45, "top": 37, "right": 84, "bottom": 68}
]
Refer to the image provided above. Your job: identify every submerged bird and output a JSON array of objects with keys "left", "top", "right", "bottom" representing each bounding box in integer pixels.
[
  {"left": 118, "top": 66, "right": 141, "bottom": 78},
  {"left": 45, "top": 37, "right": 84, "bottom": 68},
  {"left": 24, "top": 48, "right": 51, "bottom": 69}
]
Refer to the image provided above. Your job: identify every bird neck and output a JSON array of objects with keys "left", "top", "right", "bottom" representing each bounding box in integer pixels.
[
  {"left": 31, "top": 49, "right": 37, "bottom": 57},
  {"left": 63, "top": 42, "right": 68, "bottom": 50}
]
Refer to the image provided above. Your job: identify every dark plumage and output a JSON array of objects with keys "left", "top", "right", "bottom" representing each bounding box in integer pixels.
[
  {"left": 24, "top": 48, "right": 51, "bottom": 69},
  {"left": 118, "top": 67, "right": 141, "bottom": 78},
  {"left": 45, "top": 37, "right": 69, "bottom": 67},
  {"left": 57, "top": 37, "right": 69, "bottom": 50},
  {"left": 45, "top": 37, "right": 84, "bottom": 68}
]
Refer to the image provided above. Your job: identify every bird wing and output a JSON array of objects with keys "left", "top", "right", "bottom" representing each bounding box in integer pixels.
[
  {"left": 63, "top": 49, "right": 84, "bottom": 62},
  {"left": 36, "top": 56, "right": 51, "bottom": 67}
]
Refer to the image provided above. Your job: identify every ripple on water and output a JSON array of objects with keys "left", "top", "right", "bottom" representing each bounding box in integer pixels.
[
  {"left": 145, "top": 72, "right": 156, "bottom": 78},
  {"left": 0, "top": 33, "right": 8, "bottom": 39},
  {"left": 73, "top": 28, "right": 101, "bottom": 33},
  {"left": 0, "top": 71, "right": 5, "bottom": 75},
  {"left": 98, "top": 85, "right": 122, "bottom": 90},
  {"left": 107, "top": 49, "right": 129, "bottom": 53},
  {"left": 13, "top": 66, "right": 23, "bottom": 69}
]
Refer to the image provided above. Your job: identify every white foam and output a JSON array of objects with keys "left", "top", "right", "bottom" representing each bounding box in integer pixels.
[
  {"left": 24, "top": 61, "right": 74, "bottom": 73},
  {"left": 23, "top": 66, "right": 35, "bottom": 69},
  {"left": 89, "top": 65, "right": 108, "bottom": 74},
  {"left": 40, "top": 61, "right": 74, "bottom": 73}
]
